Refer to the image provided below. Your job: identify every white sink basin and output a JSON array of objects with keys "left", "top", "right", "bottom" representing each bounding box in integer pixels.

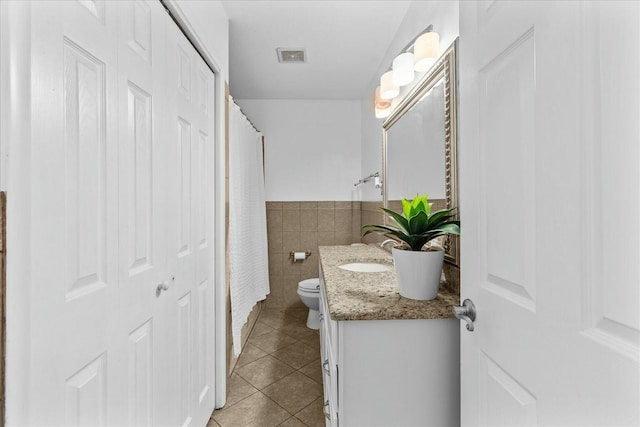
[{"left": 338, "top": 262, "right": 392, "bottom": 273}]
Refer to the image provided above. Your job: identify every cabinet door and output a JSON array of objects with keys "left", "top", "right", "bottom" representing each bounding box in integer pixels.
[
  {"left": 321, "top": 338, "right": 338, "bottom": 427},
  {"left": 319, "top": 276, "right": 338, "bottom": 426}
]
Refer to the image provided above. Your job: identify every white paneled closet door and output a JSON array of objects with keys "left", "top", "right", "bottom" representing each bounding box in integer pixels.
[
  {"left": 164, "top": 12, "right": 216, "bottom": 427},
  {"left": 17, "top": 1, "right": 215, "bottom": 425},
  {"left": 29, "top": 1, "right": 121, "bottom": 424},
  {"left": 116, "top": 1, "right": 174, "bottom": 425}
]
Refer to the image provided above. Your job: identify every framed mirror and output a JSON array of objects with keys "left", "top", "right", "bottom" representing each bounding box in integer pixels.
[{"left": 383, "top": 40, "right": 459, "bottom": 267}]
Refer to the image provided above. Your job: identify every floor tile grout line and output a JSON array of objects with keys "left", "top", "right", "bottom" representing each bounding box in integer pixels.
[
  {"left": 235, "top": 356, "right": 305, "bottom": 393},
  {"left": 212, "top": 390, "right": 296, "bottom": 427},
  {"left": 276, "top": 329, "right": 309, "bottom": 345},
  {"left": 295, "top": 367, "right": 322, "bottom": 386},
  {"left": 256, "top": 390, "right": 297, "bottom": 421},
  {"left": 260, "top": 371, "right": 324, "bottom": 419},
  {"left": 214, "top": 387, "right": 264, "bottom": 414},
  {"left": 234, "top": 352, "right": 270, "bottom": 371},
  {"left": 277, "top": 414, "right": 312, "bottom": 427},
  {"left": 247, "top": 332, "right": 309, "bottom": 355},
  {"left": 250, "top": 340, "right": 303, "bottom": 357},
  {"left": 218, "top": 306, "right": 322, "bottom": 426},
  {"left": 289, "top": 395, "right": 324, "bottom": 427},
  {"left": 210, "top": 388, "right": 260, "bottom": 420},
  {"left": 234, "top": 366, "right": 283, "bottom": 392},
  {"left": 269, "top": 346, "right": 319, "bottom": 369}
]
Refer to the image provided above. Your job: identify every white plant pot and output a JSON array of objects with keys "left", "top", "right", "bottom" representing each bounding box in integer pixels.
[{"left": 392, "top": 247, "right": 445, "bottom": 300}]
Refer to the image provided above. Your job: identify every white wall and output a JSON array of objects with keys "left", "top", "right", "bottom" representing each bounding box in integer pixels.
[
  {"left": 360, "top": 103, "right": 384, "bottom": 202},
  {"left": 236, "top": 99, "right": 362, "bottom": 201},
  {"left": 360, "top": 0, "right": 459, "bottom": 201}
]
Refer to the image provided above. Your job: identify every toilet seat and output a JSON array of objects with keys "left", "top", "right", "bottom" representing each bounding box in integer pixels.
[{"left": 298, "top": 278, "right": 320, "bottom": 293}]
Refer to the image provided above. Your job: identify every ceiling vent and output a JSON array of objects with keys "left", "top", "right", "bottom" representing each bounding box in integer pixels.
[{"left": 276, "top": 48, "right": 306, "bottom": 63}]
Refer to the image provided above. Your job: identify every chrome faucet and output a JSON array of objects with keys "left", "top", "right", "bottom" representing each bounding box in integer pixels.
[{"left": 380, "top": 239, "right": 398, "bottom": 251}]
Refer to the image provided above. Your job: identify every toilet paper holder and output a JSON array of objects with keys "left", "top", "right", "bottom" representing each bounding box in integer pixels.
[{"left": 290, "top": 251, "right": 311, "bottom": 262}]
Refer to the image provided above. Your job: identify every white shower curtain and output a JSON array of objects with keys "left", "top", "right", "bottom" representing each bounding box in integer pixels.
[{"left": 228, "top": 98, "right": 270, "bottom": 356}]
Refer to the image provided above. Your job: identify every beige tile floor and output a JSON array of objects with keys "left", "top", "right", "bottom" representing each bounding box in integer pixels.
[{"left": 208, "top": 307, "right": 325, "bottom": 427}]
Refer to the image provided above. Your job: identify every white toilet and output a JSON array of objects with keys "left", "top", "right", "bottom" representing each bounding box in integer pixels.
[{"left": 297, "top": 278, "right": 320, "bottom": 330}]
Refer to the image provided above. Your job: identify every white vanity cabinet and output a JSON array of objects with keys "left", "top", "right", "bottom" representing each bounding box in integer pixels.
[{"left": 318, "top": 273, "right": 460, "bottom": 427}]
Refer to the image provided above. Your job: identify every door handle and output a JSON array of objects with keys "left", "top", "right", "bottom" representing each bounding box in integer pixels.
[
  {"left": 156, "top": 276, "right": 175, "bottom": 296},
  {"left": 453, "top": 299, "right": 476, "bottom": 331}
]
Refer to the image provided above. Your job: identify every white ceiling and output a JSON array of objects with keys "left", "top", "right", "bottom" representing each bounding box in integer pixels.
[{"left": 221, "top": 0, "right": 411, "bottom": 100}]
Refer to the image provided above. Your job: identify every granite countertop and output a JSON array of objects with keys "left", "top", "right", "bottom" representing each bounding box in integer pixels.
[{"left": 319, "top": 245, "right": 459, "bottom": 321}]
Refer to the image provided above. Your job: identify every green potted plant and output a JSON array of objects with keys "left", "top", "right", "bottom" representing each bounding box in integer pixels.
[{"left": 362, "top": 194, "right": 460, "bottom": 300}]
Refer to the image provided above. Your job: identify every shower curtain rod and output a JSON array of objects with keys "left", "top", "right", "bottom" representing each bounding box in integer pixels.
[{"left": 230, "top": 96, "right": 260, "bottom": 133}]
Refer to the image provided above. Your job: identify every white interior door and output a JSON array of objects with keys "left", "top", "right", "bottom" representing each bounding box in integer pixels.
[
  {"left": 8, "top": 1, "right": 216, "bottom": 425},
  {"left": 459, "top": 1, "right": 640, "bottom": 425},
  {"left": 164, "top": 14, "right": 216, "bottom": 427},
  {"left": 28, "top": 2, "right": 121, "bottom": 424},
  {"left": 116, "top": 1, "right": 175, "bottom": 425}
]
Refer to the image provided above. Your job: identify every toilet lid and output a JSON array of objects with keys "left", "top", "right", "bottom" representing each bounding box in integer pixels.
[{"left": 298, "top": 278, "right": 320, "bottom": 292}]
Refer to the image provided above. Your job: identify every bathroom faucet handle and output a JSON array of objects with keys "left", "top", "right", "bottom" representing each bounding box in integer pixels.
[{"left": 380, "top": 239, "right": 398, "bottom": 250}]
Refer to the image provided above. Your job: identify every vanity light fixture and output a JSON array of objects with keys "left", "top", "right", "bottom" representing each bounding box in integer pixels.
[
  {"left": 375, "top": 108, "right": 391, "bottom": 119},
  {"left": 374, "top": 86, "right": 391, "bottom": 118},
  {"left": 413, "top": 31, "right": 440, "bottom": 72},
  {"left": 380, "top": 70, "right": 399, "bottom": 100},
  {"left": 392, "top": 52, "right": 415, "bottom": 86},
  {"left": 374, "top": 25, "right": 440, "bottom": 119}
]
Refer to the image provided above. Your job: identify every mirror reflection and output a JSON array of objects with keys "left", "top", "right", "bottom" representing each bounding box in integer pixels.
[
  {"left": 386, "top": 80, "right": 445, "bottom": 201},
  {"left": 383, "top": 41, "right": 459, "bottom": 267}
]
